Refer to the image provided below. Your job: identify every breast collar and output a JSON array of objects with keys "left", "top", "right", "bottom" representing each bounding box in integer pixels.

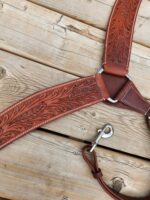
[{"left": 0, "top": 0, "right": 149, "bottom": 199}]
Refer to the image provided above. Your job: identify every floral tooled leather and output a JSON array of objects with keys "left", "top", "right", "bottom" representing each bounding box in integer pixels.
[
  {"left": 0, "top": 76, "right": 105, "bottom": 149},
  {"left": 104, "top": 0, "right": 141, "bottom": 76}
]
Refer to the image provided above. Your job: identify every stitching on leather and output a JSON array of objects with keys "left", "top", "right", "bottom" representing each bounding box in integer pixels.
[
  {"left": 95, "top": 74, "right": 109, "bottom": 100},
  {"left": 0, "top": 97, "right": 103, "bottom": 149},
  {"left": 104, "top": 0, "right": 141, "bottom": 74},
  {"left": 130, "top": 83, "right": 150, "bottom": 103},
  {"left": 95, "top": 75, "right": 104, "bottom": 100},
  {"left": 122, "top": 83, "right": 150, "bottom": 113},
  {"left": 119, "top": 82, "right": 131, "bottom": 101},
  {"left": 0, "top": 76, "right": 92, "bottom": 116},
  {"left": 104, "top": 0, "right": 119, "bottom": 63}
]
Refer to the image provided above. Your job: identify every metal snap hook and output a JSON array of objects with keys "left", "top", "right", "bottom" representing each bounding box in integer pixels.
[{"left": 90, "top": 124, "right": 114, "bottom": 152}]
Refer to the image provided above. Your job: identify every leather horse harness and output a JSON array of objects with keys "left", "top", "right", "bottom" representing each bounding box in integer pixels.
[{"left": 0, "top": 0, "right": 149, "bottom": 199}]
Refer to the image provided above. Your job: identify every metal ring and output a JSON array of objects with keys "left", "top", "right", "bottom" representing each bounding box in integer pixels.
[
  {"left": 107, "top": 97, "right": 118, "bottom": 103},
  {"left": 98, "top": 66, "right": 132, "bottom": 81},
  {"left": 97, "top": 66, "right": 104, "bottom": 74},
  {"left": 126, "top": 74, "right": 132, "bottom": 81},
  {"left": 97, "top": 67, "right": 131, "bottom": 104}
]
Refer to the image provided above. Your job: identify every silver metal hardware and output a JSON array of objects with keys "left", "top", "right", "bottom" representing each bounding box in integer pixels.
[
  {"left": 97, "top": 66, "right": 104, "bottom": 74},
  {"left": 97, "top": 66, "right": 132, "bottom": 104},
  {"left": 107, "top": 97, "right": 118, "bottom": 103},
  {"left": 126, "top": 74, "right": 132, "bottom": 81},
  {"left": 90, "top": 124, "right": 114, "bottom": 152},
  {"left": 97, "top": 66, "right": 132, "bottom": 80}
]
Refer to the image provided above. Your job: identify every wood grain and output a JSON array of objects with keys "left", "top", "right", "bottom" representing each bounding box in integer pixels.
[
  {"left": 0, "top": 129, "right": 150, "bottom": 200},
  {"left": 28, "top": 0, "right": 150, "bottom": 47},
  {"left": 0, "top": 0, "right": 150, "bottom": 99},
  {"left": 0, "top": 50, "right": 149, "bottom": 159}
]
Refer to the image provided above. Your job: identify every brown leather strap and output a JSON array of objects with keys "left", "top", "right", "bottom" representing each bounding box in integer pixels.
[
  {"left": 99, "top": 0, "right": 150, "bottom": 123},
  {"left": 98, "top": 73, "right": 150, "bottom": 117},
  {"left": 103, "top": 0, "right": 142, "bottom": 76},
  {"left": 82, "top": 145, "right": 150, "bottom": 200},
  {"left": 0, "top": 75, "right": 109, "bottom": 149},
  {"left": 116, "top": 81, "right": 150, "bottom": 115},
  {"left": 81, "top": 0, "right": 150, "bottom": 199}
]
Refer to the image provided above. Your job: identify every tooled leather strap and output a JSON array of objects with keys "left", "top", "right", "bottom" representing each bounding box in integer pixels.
[
  {"left": 103, "top": 0, "right": 142, "bottom": 76},
  {"left": 82, "top": 145, "right": 150, "bottom": 200},
  {"left": 0, "top": 75, "right": 109, "bottom": 149}
]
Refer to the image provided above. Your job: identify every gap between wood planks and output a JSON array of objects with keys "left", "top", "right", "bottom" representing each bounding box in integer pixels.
[
  {"left": 27, "top": 0, "right": 150, "bottom": 48},
  {"left": 0, "top": 48, "right": 79, "bottom": 78},
  {"left": 0, "top": 0, "right": 150, "bottom": 100},
  {"left": 38, "top": 127, "right": 150, "bottom": 162},
  {"left": 0, "top": 50, "right": 149, "bottom": 159},
  {"left": 27, "top": 0, "right": 107, "bottom": 31},
  {"left": 0, "top": 198, "right": 10, "bottom": 200},
  {"left": 1, "top": 48, "right": 150, "bottom": 103},
  {"left": 0, "top": 128, "right": 150, "bottom": 200}
]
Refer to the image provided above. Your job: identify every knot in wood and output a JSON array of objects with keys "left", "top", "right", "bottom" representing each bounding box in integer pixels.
[
  {"left": 0, "top": 67, "right": 6, "bottom": 79},
  {"left": 111, "top": 177, "right": 125, "bottom": 193}
]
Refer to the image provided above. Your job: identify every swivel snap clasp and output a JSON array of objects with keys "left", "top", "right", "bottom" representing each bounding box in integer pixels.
[{"left": 90, "top": 124, "right": 114, "bottom": 152}]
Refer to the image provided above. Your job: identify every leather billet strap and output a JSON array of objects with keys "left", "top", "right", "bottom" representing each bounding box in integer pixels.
[
  {"left": 82, "top": 145, "right": 150, "bottom": 200},
  {"left": 0, "top": 75, "right": 109, "bottom": 149}
]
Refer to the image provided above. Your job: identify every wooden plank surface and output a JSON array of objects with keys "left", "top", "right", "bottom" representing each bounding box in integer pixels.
[
  {"left": 0, "top": 130, "right": 150, "bottom": 200},
  {"left": 0, "top": 50, "right": 149, "bottom": 159},
  {"left": 0, "top": 0, "right": 150, "bottom": 99},
  {"left": 28, "top": 0, "right": 150, "bottom": 47},
  {"left": 0, "top": 0, "right": 150, "bottom": 199}
]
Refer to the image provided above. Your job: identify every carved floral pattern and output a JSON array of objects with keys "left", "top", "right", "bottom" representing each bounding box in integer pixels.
[
  {"left": 0, "top": 76, "right": 102, "bottom": 148},
  {"left": 105, "top": 0, "right": 140, "bottom": 67}
]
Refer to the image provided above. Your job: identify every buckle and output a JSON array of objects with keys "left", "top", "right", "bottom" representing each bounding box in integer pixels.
[{"left": 97, "top": 66, "right": 132, "bottom": 104}]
